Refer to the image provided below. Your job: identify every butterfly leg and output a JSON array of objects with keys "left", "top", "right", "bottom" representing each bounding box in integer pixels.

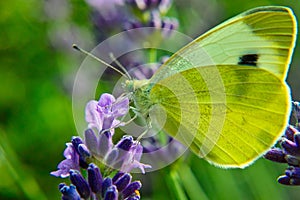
[{"left": 136, "top": 114, "right": 153, "bottom": 141}]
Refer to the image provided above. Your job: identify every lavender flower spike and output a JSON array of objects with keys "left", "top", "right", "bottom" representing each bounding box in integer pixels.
[{"left": 85, "top": 93, "right": 129, "bottom": 133}]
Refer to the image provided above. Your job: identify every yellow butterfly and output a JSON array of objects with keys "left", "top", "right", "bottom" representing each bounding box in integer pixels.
[
  {"left": 74, "top": 6, "right": 297, "bottom": 168},
  {"left": 125, "top": 6, "right": 297, "bottom": 168}
]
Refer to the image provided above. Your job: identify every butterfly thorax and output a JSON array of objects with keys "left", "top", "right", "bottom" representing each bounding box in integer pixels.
[
  {"left": 125, "top": 79, "right": 154, "bottom": 116},
  {"left": 125, "top": 79, "right": 149, "bottom": 93}
]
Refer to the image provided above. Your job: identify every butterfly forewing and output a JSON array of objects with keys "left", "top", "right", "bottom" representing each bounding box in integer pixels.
[{"left": 150, "top": 6, "right": 297, "bottom": 83}]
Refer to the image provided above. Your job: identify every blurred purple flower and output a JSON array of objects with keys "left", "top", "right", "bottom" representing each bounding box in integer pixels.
[
  {"left": 125, "top": 0, "right": 172, "bottom": 13},
  {"left": 277, "top": 166, "right": 300, "bottom": 186},
  {"left": 265, "top": 101, "right": 300, "bottom": 186},
  {"left": 86, "top": 0, "right": 127, "bottom": 41},
  {"left": 87, "top": 0, "right": 124, "bottom": 8},
  {"left": 130, "top": 56, "right": 169, "bottom": 80},
  {"left": 85, "top": 0, "right": 178, "bottom": 84},
  {"left": 293, "top": 101, "right": 300, "bottom": 126}
]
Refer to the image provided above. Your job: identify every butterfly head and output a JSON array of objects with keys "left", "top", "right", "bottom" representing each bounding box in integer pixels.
[{"left": 124, "top": 79, "right": 150, "bottom": 93}]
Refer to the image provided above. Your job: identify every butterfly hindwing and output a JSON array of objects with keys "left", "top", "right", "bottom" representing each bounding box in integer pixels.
[{"left": 149, "top": 65, "right": 290, "bottom": 167}]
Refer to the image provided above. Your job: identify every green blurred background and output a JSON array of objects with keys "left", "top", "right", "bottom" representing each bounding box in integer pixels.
[{"left": 0, "top": 0, "right": 299, "bottom": 199}]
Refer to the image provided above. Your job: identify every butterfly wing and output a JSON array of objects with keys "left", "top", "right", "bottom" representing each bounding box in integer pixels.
[
  {"left": 149, "top": 65, "right": 290, "bottom": 167},
  {"left": 150, "top": 6, "right": 297, "bottom": 84},
  {"left": 133, "top": 6, "right": 296, "bottom": 167}
]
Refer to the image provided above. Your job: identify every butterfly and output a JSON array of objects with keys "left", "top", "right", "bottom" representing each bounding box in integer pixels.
[{"left": 123, "top": 6, "right": 297, "bottom": 168}]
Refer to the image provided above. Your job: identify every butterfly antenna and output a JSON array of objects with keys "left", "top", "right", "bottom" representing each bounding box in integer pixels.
[
  {"left": 109, "top": 52, "right": 132, "bottom": 80},
  {"left": 73, "top": 44, "right": 130, "bottom": 79}
]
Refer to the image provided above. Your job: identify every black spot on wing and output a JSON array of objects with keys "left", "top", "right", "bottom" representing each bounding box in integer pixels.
[{"left": 238, "top": 54, "right": 259, "bottom": 66}]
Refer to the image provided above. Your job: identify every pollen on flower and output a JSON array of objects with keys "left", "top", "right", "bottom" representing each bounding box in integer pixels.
[{"left": 134, "top": 190, "right": 140, "bottom": 197}]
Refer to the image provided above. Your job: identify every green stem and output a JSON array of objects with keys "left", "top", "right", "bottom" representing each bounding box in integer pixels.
[
  {"left": 166, "top": 169, "right": 188, "bottom": 200},
  {"left": 148, "top": 48, "right": 157, "bottom": 63}
]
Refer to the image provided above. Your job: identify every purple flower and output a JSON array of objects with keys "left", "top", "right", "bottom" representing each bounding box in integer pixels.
[
  {"left": 59, "top": 183, "right": 81, "bottom": 200},
  {"left": 57, "top": 164, "right": 142, "bottom": 199},
  {"left": 293, "top": 101, "right": 300, "bottom": 124},
  {"left": 70, "top": 170, "right": 91, "bottom": 199},
  {"left": 265, "top": 101, "right": 300, "bottom": 186},
  {"left": 122, "top": 181, "right": 142, "bottom": 199},
  {"left": 53, "top": 127, "right": 150, "bottom": 188},
  {"left": 101, "top": 173, "right": 141, "bottom": 199},
  {"left": 85, "top": 93, "right": 129, "bottom": 133},
  {"left": 51, "top": 143, "right": 80, "bottom": 178},
  {"left": 88, "top": 163, "right": 103, "bottom": 194},
  {"left": 105, "top": 135, "right": 151, "bottom": 173},
  {"left": 104, "top": 185, "right": 118, "bottom": 200},
  {"left": 72, "top": 136, "right": 91, "bottom": 168},
  {"left": 120, "top": 141, "right": 151, "bottom": 173},
  {"left": 102, "top": 177, "right": 113, "bottom": 197},
  {"left": 264, "top": 125, "right": 300, "bottom": 167},
  {"left": 125, "top": 0, "right": 172, "bottom": 13},
  {"left": 86, "top": 0, "right": 127, "bottom": 41},
  {"left": 84, "top": 129, "right": 151, "bottom": 173},
  {"left": 277, "top": 166, "right": 300, "bottom": 186},
  {"left": 84, "top": 92, "right": 151, "bottom": 174},
  {"left": 87, "top": 0, "right": 124, "bottom": 9},
  {"left": 141, "top": 136, "right": 185, "bottom": 166},
  {"left": 264, "top": 148, "right": 286, "bottom": 163},
  {"left": 130, "top": 62, "right": 160, "bottom": 80}
]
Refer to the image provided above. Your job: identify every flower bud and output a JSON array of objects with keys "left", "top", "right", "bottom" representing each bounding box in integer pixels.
[
  {"left": 115, "top": 173, "right": 132, "bottom": 192},
  {"left": 102, "top": 177, "right": 113, "bottom": 198},
  {"left": 69, "top": 170, "right": 91, "bottom": 199},
  {"left": 104, "top": 185, "right": 118, "bottom": 200},
  {"left": 122, "top": 181, "right": 142, "bottom": 199},
  {"left": 59, "top": 184, "right": 81, "bottom": 200},
  {"left": 264, "top": 148, "right": 286, "bottom": 163},
  {"left": 88, "top": 163, "right": 102, "bottom": 193}
]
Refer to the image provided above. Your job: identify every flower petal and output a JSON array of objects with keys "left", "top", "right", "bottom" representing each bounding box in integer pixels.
[
  {"left": 112, "top": 97, "right": 129, "bottom": 117},
  {"left": 85, "top": 129, "right": 98, "bottom": 156},
  {"left": 86, "top": 100, "right": 103, "bottom": 130},
  {"left": 98, "top": 93, "right": 116, "bottom": 114},
  {"left": 51, "top": 143, "right": 80, "bottom": 178}
]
